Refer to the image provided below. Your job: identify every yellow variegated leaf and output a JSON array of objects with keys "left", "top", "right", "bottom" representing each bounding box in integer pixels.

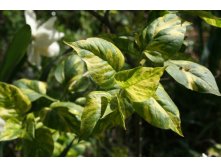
[
  {"left": 165, "top": 60, "right": 221, "bottom": 96},
  {"left": 80, "top": 91, "right": 112, "bottom": 139},
  {"left": 14, "top": 79, "right": 48, "bottom": 102},
  {"left": 182, "top": 11, "right": 221, "bottom": 28},
  {"left": 142, "top": 13, "right": 190, "bottom": 64},
  {"left": 65, "top": 38, "right": 125, "bottom": 89},
  {"left": 0, "top": 82, "right": 31, "bottom": 116},
  {"left": 114, "top": 67, "right": 165, "bottom": 102},
  {"left": 134, "top": 84, "right": 183, "bottom": 136},
  {"left": 0, "top": 118, "right": 22, "bottom": 141}
]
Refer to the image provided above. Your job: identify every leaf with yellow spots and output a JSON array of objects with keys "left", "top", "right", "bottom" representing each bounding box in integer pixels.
[
  {"left": 142, "top": 13, "right": 190, "bottom": 64},
  {"left": 133, "top": 84, "right": 183, "bottom": 136},
  {"left": 80, "top": 91, "right": 112, "bottom": 139},
  {"left": 65, "top": 38, "right": 125, "bottom": 89},
  {"left": 181, "top": 11, "right": 221, "bottom": 28},
  {"left": 114, "top": 66, "right": 165, "bottom": 102},
  {"left": 13, "top": 79, "right": 57, "bottom": 102},
  {"left": 164, "top": 60, "right": 221, "bottom": 96},
  {"left": 0, "top": 82, "right": 31, "bottom": 141}
]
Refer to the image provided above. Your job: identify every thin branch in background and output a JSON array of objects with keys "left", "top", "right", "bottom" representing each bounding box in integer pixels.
[
  {"left": 135, "top": 115, "right": 143, "bottom": 157},
  {"left": 59, "top": 137, "right": 76, "bottom": 157},
  {"left": 88, "top": 10, "right": 115, "bottom": 34},
  {"left": 197, "top": 18, "right": 204, "bottom": 57}
]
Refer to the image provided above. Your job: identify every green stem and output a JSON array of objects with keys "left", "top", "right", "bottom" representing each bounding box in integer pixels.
[{"left": 59, "top": 137, "right": 76, "bottom": 157}]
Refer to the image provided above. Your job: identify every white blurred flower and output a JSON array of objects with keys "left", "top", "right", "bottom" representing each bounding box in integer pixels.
[
  {"left": 0, "top": 117, "right": 5, "bottom": 133},
  {"left": 202, "top": 153, "right": 208, "bottom": 157},
  {"left": 25, "top": 10, "right": 64, "bottom": 68}
]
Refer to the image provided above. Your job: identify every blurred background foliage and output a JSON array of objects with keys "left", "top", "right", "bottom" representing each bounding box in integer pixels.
[{"left": 0, "top": 10, "right": 221, "bottom": 157}]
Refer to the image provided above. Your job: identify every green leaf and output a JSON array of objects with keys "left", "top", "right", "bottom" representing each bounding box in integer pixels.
[
  {"left": 142, "top": 13, "right": 189, "bottom": 64},
  {"left": 80, "top": 91, "right": 112, "bottom": 139},
  {"left": 0, "top": 118, "right": 23, "bottom": 141},
  {"left": 101, "top": 34, "right": 140, "bottom": 60},
  {"left": 75, "top": 97, "right": 86, "bottom": 106},
  {"left": 23, "top": 113, "right": 36, "bottom": 140},
  {"left": 0, "top": 117, "right": 4, "bottom": 133},
  {"left": 165, "top": 60, "right": 221, "bottom": 96},
  {"left": 65, "top": 38, "right": 125, "bottom": 89},
  {"left": 68, "top": 74, "right": 91, "bottom": 93},
  {"left": 53, "top": 53, "right": 85, "bottom": 84},
  {"left": 143, "top": 50, "right": 166, "bottom": 65},
  {"left": 182, "top": 11, "right": 221, "bottom": 28},
  {"left": 40, "top": 102, "right": 83, "bottom": 134},
  {"left": 197, "top": 12, "right": 221, "bottom": 28},
  {"left": 134, "top": 84, "right": 183, "bottom": 136},
  {"left": 0, "top": 25, "right": 31, "bottom": 81},
  {"left": 114, "top": 67, "right": 165, "bottom": 102},
  {"left": 0, "top": 82, "right": 31, "bottom": 141},
  {"left": 22, "top": 128, "right": 54, "bottom": 157},
  {"left": 13, "top": 79, "right": 49, "bottom": 102},
  {"left": 111, "top": 95, "right": 127, "bottom": 129},
  {"left": 93, "top": 111, "right": 123, "bottom": 135},
  {"left": 93, "top": 96, "right": 133, "bottom": 135},
  {"left": 0, "top": 82, "right": 31, "bottom": 116}
]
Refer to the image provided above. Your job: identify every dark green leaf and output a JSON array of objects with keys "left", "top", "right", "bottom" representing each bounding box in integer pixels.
[
  {"left": 114, "top": 67, "right": 165, "bottom": 102},
  {"left": 110, "top": 95, "right": 127, "bottom": 129},
  {"left": 40, "top": 102, "right": 83, "bottom": 134},
  {"left": 134, "top": 84, "right": 183, "bottom": 136},
  {"left": 165, "top": 60, "right": 221, "bottom": 96},
  {"left": 53, "top": 53, "right": 85, "bottom": 84},
  {"left": 93, "top": 95, "right": 134, "bottom": 135},
  {"left": 23, "top": 128, "right": 54, "bottom": 157},
  {"left": 23, "top": 113, "right": 36, "bottom": 140},
  {"left": 0, "top": 25, "right": 31, "bottom": 81}
]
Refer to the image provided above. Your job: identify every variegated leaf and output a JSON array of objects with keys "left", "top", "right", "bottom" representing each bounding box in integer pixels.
[
  {"left": 142, "top": 13, "right": 189, "bottom": 64},
  {"left": 114, "top": 67, "right": 165, "bottom": 102},
  {"left": 65, "top": 38, "right": 125, "bottom": 89},
  {"left": 134, "top": 84, "right": 183, "bottom": 136},
  {"left": 165, "top": 60, "right": 221, "bottom": 96}
]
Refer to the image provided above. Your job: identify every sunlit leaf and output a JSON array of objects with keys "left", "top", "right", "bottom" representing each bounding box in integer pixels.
[
  {"left": 165, "top": 60, "right": 221, "bottom": 96},
  {"left": 65, "top": 38, "right": 125, "bottom": 89},
  {"left": 114, "top": 67, "right": 165, "bottom": 102},
  {"left": 0, "top": 82, "right": 31, "bottom": 141},
  {"left": 134, "top": 84, "right": 183, "bottom": 136},
  {"left": 80, "top": 91, "right": 112, "bottom": 139},
  {"left": 182, "top": 11, "right": 221, "bottom": 28},
  {"left": 0, "top": 82, "right": 31, "bottom": 116},
  {"left": 142, "top": 13, "right": 189, "bottom": 64},
  {"left": 13, "top": 79, "right": 48, "bottom": 102},
  {"left": 0, "top": 118, "right": 22, "bottom": 141}
]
